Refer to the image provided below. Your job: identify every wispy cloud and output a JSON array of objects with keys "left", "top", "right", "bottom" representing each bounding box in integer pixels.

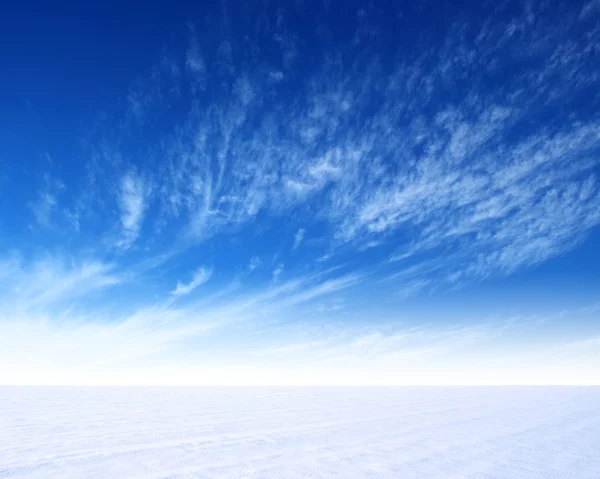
[
  {"left": 131, "top": 0, "right": 599, "bottom": 296},
  {"left": 23, "top": 1, "right": 596, "bottom": 301},
  {"left": 0, "top": 260, "right": 367, "bottom": 385},
  {"left": 247, "top": 256, "right": 261, "bottom": 274},
  {"left": 31, "top": 191, "right": 57, "bottom": 226},
  {"left": 272, "top": 263, "right": 284, "bottom": 282},
  {"left": 0, "top": 256, "right": 121, "bottom": 313},
  {"left": 116, "top": 172, "right": 150, "bottom": 249},
  {"left": 293, "top": 228, "right": 305, "bottom": 250},
  {"left": 185, "top": 25, "right": 206, "bottom": 91},
  {"left": 29, "top": 173, "right": 64, "bottom": 227},
  {"left": 171, "top": 267, "right": 212, "bottom": 296}
]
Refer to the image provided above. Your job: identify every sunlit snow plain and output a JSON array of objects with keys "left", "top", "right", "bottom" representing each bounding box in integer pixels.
[{"left": 1, "top": 387, "right": 599, "bottom": 478}]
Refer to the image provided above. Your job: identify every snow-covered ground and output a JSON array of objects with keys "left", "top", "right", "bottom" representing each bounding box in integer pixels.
[{"left": 0, "top": 387, "right": 598, "bottom": 478}]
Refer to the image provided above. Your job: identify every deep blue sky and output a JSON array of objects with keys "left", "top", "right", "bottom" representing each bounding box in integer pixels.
[{"left": 1, "top": 0, "right": 600, "bottom": 384}]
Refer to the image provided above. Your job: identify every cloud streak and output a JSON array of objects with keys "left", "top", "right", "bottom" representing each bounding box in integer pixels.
[
  {"left": 0, "top": 256, "right": 121, "bottom": 314},
  {"left": 293, "top": 228, "right": 305, "bottom": 250},
  {"left": 117, "top": 172, "right": 150, "bottom": 249},
  {"left": 171, "top": 267, "right": 212, "bottom": 296}
]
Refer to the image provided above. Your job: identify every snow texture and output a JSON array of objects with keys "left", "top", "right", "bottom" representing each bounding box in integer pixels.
[{"left": 0, "top": 387, "right": 599, "bottom": 478}]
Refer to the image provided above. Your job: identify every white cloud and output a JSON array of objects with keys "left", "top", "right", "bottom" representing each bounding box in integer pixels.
[
  {"left": 269, "top": 70, "right": 284, "bottom": 82},
  {"left": 31, "top": 192, "right": 57, "bottom": 226},
  {"left": 248, "top": 256, "right": 262, "bottom": 273},
  {"left": 0, "top": 256, "right": 121, "bottom": 313},
  {"left": 29, "top": 174, "right": 65, "bottom": 227},
  {"left": 117, "top": 172, "right": 149, "bottom": 249},
  {"left": 0, "top": 265, "right": 365, "bottom": 385},
  {"left": 293, "top": 228, "right": 305, "bottom": 250},
  {"left": 171, "top": 267, "right": 212, "bottom": 296},
  {"left": 272, "top": 263, "right": 284, "bottom": 282},
  {"left": 186, "top": 45, "right": 205, "bottom": 75},
  {"left": 580, "top": 0, "right": 600, "bottom": 19},
  {"left": 186, "top": 30, "right": 206, "bottom": 90},
  {"left": 275, "top": 273, "right": 361, "bottom": 308}
]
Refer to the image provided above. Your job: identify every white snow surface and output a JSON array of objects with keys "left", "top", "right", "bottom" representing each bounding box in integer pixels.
[{"left": 0, "top": 387, "right": 599, "bottom": 478}]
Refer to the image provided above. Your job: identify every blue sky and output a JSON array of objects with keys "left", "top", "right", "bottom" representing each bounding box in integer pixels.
[{"left": 1, "top": 0, "right": 599, "bottom": 385}]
